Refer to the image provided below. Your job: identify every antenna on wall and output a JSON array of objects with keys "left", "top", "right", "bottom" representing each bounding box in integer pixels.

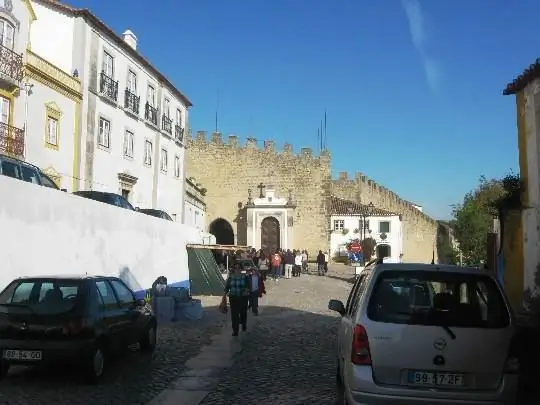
[{"left": 214, "top": 88, "right": 219, "bottom": 132}]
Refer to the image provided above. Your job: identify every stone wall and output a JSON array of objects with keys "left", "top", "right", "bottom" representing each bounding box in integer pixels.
[
  {"left": 331, "top": 172, "right": 438, "bottom": 263},
  {"left": 185, "top": 131, "right": 331, "bottom": 256}
]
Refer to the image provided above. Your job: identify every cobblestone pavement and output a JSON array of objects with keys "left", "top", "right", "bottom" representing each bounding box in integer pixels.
[
  {"left": 0, "top": 296, "right": 227, "bottom": 405},
  {"left": 199, "top": 269, "right": 352, "bottom": 405}
]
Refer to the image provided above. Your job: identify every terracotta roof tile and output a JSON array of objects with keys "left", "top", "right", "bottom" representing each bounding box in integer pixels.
[
  {"left": 34, "top": 0, "right": 192, "bottom": 107},
  {"left": 503, "top": 58, "right": 540, "bottom": 96},
  {"left": 330, "top": 196, "right": 398, "bottom": 216}
]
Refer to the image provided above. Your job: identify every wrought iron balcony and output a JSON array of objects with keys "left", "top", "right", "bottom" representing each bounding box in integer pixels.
[
  {"left": 0, "top": 122, "right": 25, "bottom": 157},
  {"left": 0, "top": 43, "right": 23, "bottom": 84},
  {"left": 162, "top": 115, "right": 172, "bottom": 134},
  {"left": 175, "top": 125, "right": 184, "bottom": 142},
  {"left": 124, "top": 89, "right": 139, "bottom": 115},
  {"left": 99, "top": 71, "right": 118, "bottom": 101},
  {"left": 145, "top": 103, "right": 158, "bottom": 126}
]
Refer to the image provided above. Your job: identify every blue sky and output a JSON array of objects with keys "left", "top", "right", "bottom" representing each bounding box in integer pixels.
[{"left": 69, "top": 0, "right": 538, "bottom": 219}]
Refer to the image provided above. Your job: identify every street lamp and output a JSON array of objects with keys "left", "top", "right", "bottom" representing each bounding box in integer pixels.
[{"left": 362, "top": 201, "right": 375, "bottom": 240}]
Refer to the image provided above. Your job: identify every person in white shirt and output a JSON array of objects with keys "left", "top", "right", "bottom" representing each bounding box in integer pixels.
[
  {"left": 324, "top": 251, "right": 329, "bottom": 273},
  {"left": 294, "top": 250, "right": 303, "bottom": 277}
]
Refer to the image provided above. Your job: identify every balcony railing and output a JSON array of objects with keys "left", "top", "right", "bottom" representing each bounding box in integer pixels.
[
  {"left": 124, "top": 89, "right": 139, "bottom": 115},
  {"left": 0, "top": 44, "right": 23, "bottom": 83},
  {"left": 175, "top": 125, "right": 184, "bottom": 142},
  {"left": 99, "top": 71, "right": 118, "bottom": 101},
  {"left": 0, "top": 122, "right": 25, "bottom": 157},
  {"left": 162, "top": 115, "right": 172, "bottom": 134},
  {"left": 145, "top": 103, "right": 158, "bottom": 126}
]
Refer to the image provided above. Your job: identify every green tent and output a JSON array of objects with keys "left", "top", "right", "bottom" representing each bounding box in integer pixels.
[{"left": 187, "top": 247, "right": 226, "bottom": 296}]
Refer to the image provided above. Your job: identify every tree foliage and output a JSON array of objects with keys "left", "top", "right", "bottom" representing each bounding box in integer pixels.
[{"left": 451, "top": 176, "right": 505, "bottom": 265}]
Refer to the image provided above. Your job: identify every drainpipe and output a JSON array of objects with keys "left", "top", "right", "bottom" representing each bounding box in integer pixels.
[{"left": 20, "top": 81, "right": 33, "bottom": 160}]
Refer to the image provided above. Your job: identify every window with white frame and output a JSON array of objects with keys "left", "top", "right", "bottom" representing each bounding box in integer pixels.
[
  {"left": 123, "top": 130, "right": 134, "bottom": 158},
  {"left": 98, "top": 117, "right": 110, "bottom": 148},
  {"left": 127, "top": 70, "right": 137, "bottom": 93},
  {"left": 0, "top": 96, "right": 10, "bottom": 124},
  {"left": 379, "top": 221, "right": 390, "bottom": 233},
  {"left": 147, "top": 85, "right": 156, "bottom": 107},
  {"left": 333, "top": 220, "right": 344, "bottom": 231},
  {"left": 176, "top": 108, "right": 182, "bottom": 127},
  {"left": 144, "top": 140, "right": 152, "bottom": 165},
  {"left": 359, "top": 219, "right": 370, "bottom": 233},
  {"left": 163, "top": 98, "right": 170, "bottom": 118},
  {"left": 174, "top": 155, "right": 180, "bottom": 178},
  {"left": 160, "top": 148, "right": 168, "bottom": 172},
  {"left": 0, "top": 19, "right": 15, "bottom": 50},
  {"left": 102, "top": 51, "right": 114, "bottom": 77},
  {"left": 46, "top": 116, "right": 58, "bottom": 146}
]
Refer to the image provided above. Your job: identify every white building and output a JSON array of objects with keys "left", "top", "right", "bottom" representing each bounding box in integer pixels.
[
  {"left": 329, "top": 196, "right": 403, "bottom": 262},
  {"left": 0, "top": 0, "right": 81, "bottom": 190},
  {"left": 29, "top": 0, "right": 191, "bottom": 218},
  {"left": 183, "top": 177, "right": 206, "bottom": 230}
]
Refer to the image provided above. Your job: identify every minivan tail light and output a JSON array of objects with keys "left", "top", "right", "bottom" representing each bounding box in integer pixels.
[
  {"left": 351, "top": 324, "right": 372, "bottom": 365},
  {"left": 504, "top": 356, "right": 520, "bottom": 374}
]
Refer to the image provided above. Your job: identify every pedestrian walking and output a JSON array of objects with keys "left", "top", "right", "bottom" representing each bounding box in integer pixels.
[
  {"left": 271, "top": 250, "right": 282, "bottom": 282},
  {"left": 248, "top": 268, "right": 266, "bottom": 315},
  {"left": 294, "top": 250, "right": 303, "bottom": 277},
  {"left": 324, "top": 250, "right": 329, "bottom": 273},
  {"left": 301, "top": 250, "right": 308, "bottom": 273},
  {"left": 224, "top": 263, "right": 250, "bottom": 336},
  {"left": 316, "top": 250, "right": 326, "bottom": 276},
  {"left": 284, "top": 249, "right": 294, "bottom": 279}
]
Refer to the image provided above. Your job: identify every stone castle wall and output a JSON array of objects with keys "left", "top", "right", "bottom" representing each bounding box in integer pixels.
[
  {"left": 185, "top": 131, "right": 331, "bottom": 255},
  {"left": 186, "top": 131, "right": 438, "bottom": 262},
  {"left": 331, "top": 172, "right": 438, "bottom": 263}
]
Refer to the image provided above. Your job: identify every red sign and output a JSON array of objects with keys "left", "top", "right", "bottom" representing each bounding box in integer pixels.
[{"left": 349, "top": 243, "right": 361, "bottom": 253}]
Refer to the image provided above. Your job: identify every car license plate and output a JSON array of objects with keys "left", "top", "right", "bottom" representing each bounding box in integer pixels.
[
  {"left": 2, "top": 349, "right": 42, "bottom": 361},
  {"left": 408, "top": 371, "right": 464, "bottom": 386}
]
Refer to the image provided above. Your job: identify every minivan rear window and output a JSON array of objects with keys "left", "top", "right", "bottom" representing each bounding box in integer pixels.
[
  {"left": 0, "top": 279, "right": 82, "bottom": 315},
  {"left": 367, "top": 270, "right": 510, "bottom": 328}
]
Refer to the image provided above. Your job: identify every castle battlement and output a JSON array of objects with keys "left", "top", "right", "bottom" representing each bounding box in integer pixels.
[
  {"left": 331, "top": 172, "right": 436, "bottom": 224},
  {"left": 188, "top": 130, "right": 331, "bottom": 161}
]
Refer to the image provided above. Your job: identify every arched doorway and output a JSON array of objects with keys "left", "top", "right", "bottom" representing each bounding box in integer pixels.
[
  {"left": 376, "top": 244, "right": 391, "bottom": 259},
  {"left": 209, "top": 218, "right": 235, "bottom": 245},
  {"left": 261, "top": 217, "right": 280, "bottom": 255}
]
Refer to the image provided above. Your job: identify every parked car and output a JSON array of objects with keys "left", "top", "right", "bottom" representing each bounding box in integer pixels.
[
  {"left": 328, "top": 261, "right": 519, "bottom": 405},
  {"left": 0, "top": 275, "right": 157, "bottom": 382},
  {"left": 139, "top": 208, "right": 173, "bottom": 221},
  {"left": 0, "top": 154, "right": 63, "bottom": 190},
  {"left": 72, "top": 191, "right": 136, "bottom": 211}
]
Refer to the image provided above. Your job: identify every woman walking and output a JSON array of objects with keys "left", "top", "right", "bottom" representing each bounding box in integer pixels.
[{"left": 224, "top": 263, "right": 250, "bottom": 336}]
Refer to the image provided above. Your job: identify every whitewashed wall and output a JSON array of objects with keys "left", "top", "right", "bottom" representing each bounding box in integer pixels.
[
  {"left": 329, "top": 215, "right": 402, "bottom": 261},
  {"left": 0, "top": 176, "right": 202, "bottom": 296}
]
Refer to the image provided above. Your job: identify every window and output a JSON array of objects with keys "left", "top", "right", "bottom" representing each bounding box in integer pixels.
[
  {"left": 123, "top": 130, "right": 134, "bottom": 158},
  {"left": 147, "top": 85, "right": 156, "bottom": 107},
  {"left": 46, "top": 116, "right": 58, "bottom": 146},
  {"left": 40, "top": 173, "right": 58, "bottom": 189},
  {"left": 163, "top": 98, "right": 170, "bottom": 118},
  {"left": 0, "top": 19, "right": 15, "bottom": 50},
  {"left": 366, "top": 270, "right": 510, "bottom": 328},
  {"left": 110, "top": 280, "right": 134, "bottom": 306},
  {"left": 127, "top": 70, "right": 137, "bottom": 93},
  {"left": 20, "top": 165, "right": 40, "bottom": 184},
  {"left": 348, "top": 274, "right": 369, "bottom": 317},
  {"left": 98, "top": 117, "right": 111, "bottom": 148},
  {"left": 0, "top": 160, "right": 18, "bottom": 178},
  {"left": 95, "top": 280, "right": 118, "bottom": 307},
  {"left": 144, "top": 140, "right": 152, "bottom": 165},
  {"left": 174, "top": 155, "right": 180, "bottom": 178},
  {"left": 359, "top": 219, "right": 370, "bottom": 233},
  {"left": 121, "top": 189, "right": 130, "bottom": 200},
  {"left": 102, "top": 51, "right": 114, "bottom": 77},
  {"left": 160, "top": 148, "right": 168, "bottom": 172},
  {"left": 176, "top": 108, "right": 182, "bottom": 127},
  {"left": 379, "top": 221, "right": 390, "bottom": 233},
  {"left": 0, "top": 96, "right": 10, "bottom": 124},
  {"left": 333, "top": 219, "right": 344, "bottom": 231}
]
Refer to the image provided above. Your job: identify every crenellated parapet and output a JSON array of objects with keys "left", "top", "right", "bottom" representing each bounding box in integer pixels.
[
  {"left": 331, "top": 172, "right": 437, "bottom": 225},
  {"left": 187, "top": 130, "right": 331, "bottom": 162}
]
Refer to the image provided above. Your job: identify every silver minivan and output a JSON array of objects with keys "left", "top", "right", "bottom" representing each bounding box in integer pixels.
[{"left": 329, "top": 262, "right": 519, "bottom": 405}]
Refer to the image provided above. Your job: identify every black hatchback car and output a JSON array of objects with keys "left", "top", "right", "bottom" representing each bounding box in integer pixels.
[
  {"left": 0, "top": 276, "right": 157, "bottom": 382},
  {"left": 72, "top": 191, "right": 136, "bottom": 210}
]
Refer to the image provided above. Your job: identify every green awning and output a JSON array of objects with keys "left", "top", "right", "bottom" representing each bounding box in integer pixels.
[{"left": 187, "top": 247, "right": 226, "bottom": 296}]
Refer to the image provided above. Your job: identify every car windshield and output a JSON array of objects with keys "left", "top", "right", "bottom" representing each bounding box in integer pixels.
[
  {"left": 0, "top": 279, "right": 81, "bottom": 315},
  {"left": 367, "top": 270, "right": 510, "bottom": 328}
]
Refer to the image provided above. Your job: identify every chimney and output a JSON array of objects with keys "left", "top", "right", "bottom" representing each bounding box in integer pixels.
[{"left": 122, "top": 30, "right": 137, "bottom": 50}]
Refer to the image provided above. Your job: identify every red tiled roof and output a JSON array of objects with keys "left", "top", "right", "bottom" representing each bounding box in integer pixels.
[
  {"left": 330, "top": 196, "right": 398, "bottom": 216},
  {"left": 503, "top": 59, "right": 540, "bottom": 96},
  {"left": 34, "top": 0, "right": 192, "bottom": 107}
]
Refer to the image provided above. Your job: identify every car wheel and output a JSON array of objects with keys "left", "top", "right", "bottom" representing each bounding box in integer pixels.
[
  {"left": 84, "top": 343, "right": 106, "bottom": 383},
  {"left": 0, "top": 361, "right": 9, "bottom": 380},
  {"left": 140, "top": 323, "right": 157, "bottom": 353}
]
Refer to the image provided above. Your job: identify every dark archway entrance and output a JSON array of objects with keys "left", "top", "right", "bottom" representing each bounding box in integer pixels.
[
  {"left": 209, "top": 218, "right": 235, "bottom": 245},
  {"left": 261, "top": 217, "right": 280, "bottom": 255},
  {"left": 376, "top": 244, "right": 391, "bottom": 259}
]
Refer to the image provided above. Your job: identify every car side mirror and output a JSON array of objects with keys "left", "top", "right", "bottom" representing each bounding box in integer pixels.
[
  {"left": 135, "top": 207, "right": 140, "bottom": 212},
  {"left": 328, "top": 299, "right": 346, "bottom": 316}
]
